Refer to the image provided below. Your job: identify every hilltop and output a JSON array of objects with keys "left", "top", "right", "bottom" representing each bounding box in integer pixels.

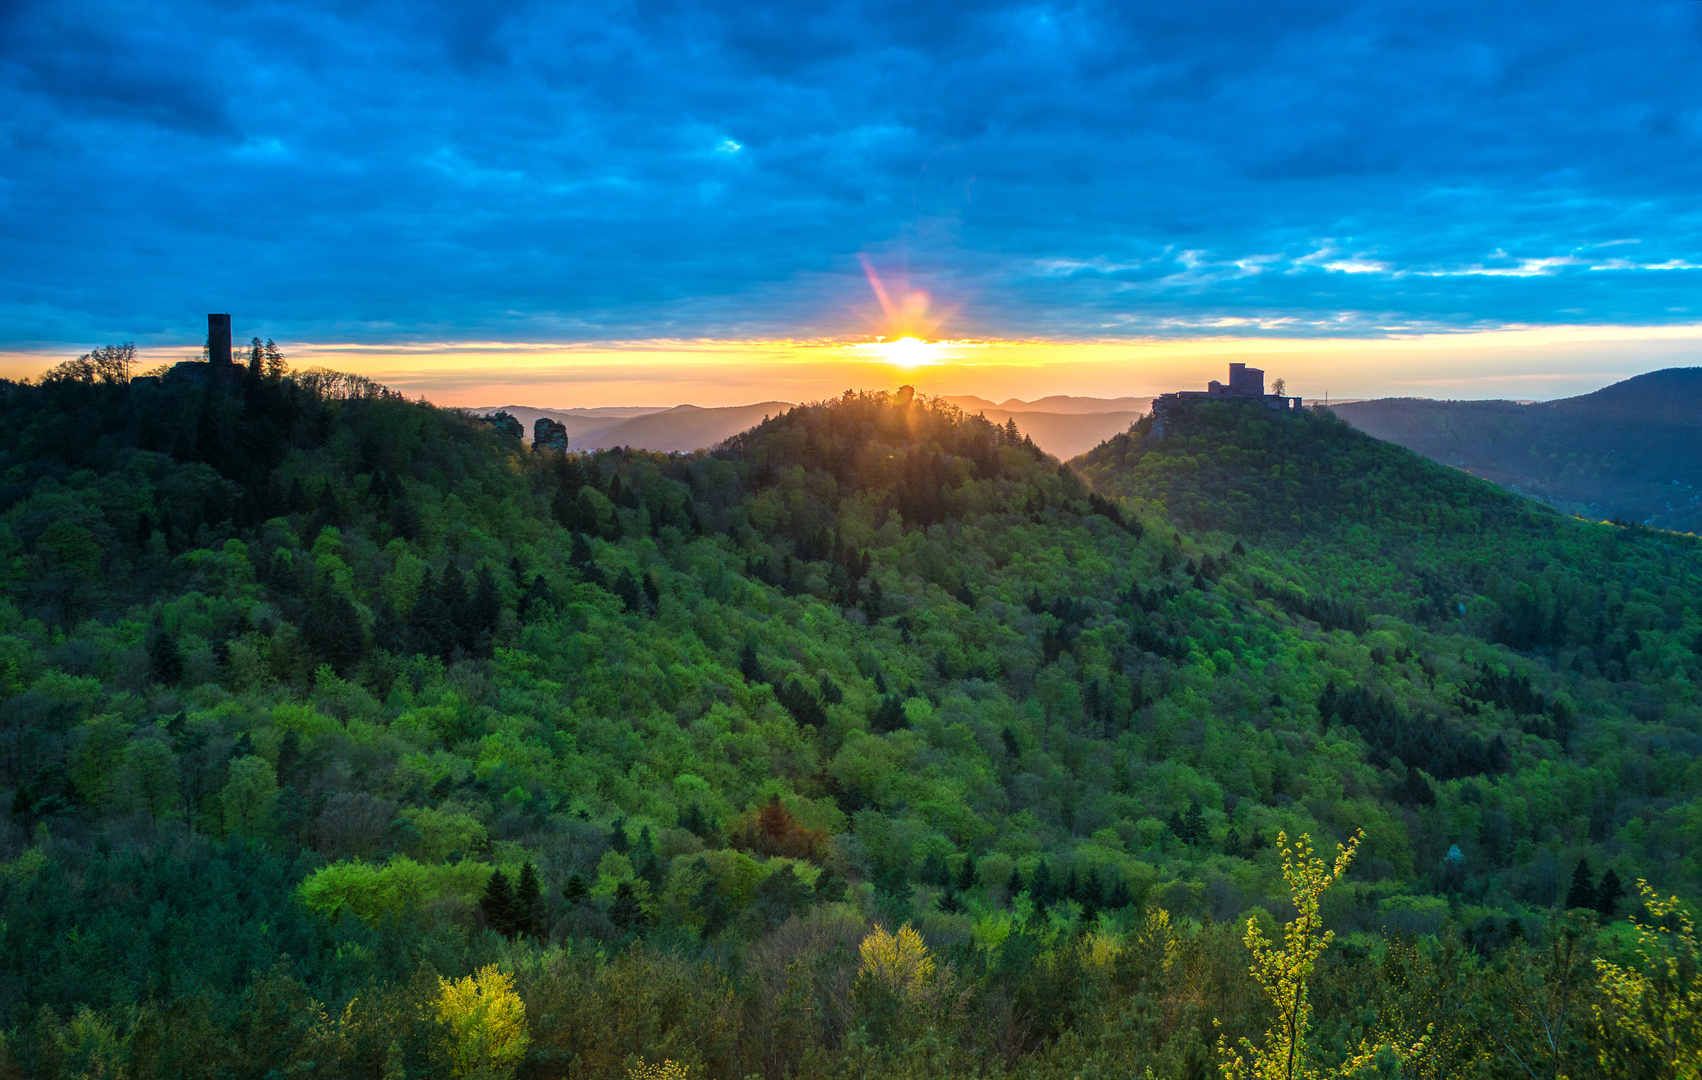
[
  {"left": 1329, "top": 367, "right": 1702, "bottom": 531},
  {"left": 0, "top": 362, "right": 1698, "bottom": 1077},
  {"left": 476, "top": 394, "right": 1150, "bottom": 460}
]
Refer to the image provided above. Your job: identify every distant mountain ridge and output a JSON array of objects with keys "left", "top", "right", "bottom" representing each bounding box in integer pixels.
[
  {"left": 473, "top": 402, "right": 792, "bottom": 453},
  {"left": 1328, "top": 367, "right": 1702, "bottom": 531},
  {"left": 477, "top": 394, "right": 1150, "bottom": 458}
]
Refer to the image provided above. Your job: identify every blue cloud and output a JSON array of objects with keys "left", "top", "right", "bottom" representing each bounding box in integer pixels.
[{"left": 1, "top": 0, "right": 1699, "bottom": 347}]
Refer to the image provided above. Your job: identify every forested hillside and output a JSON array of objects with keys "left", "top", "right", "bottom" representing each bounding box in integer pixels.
[
  {"left": 1328, "top": 368, "right": 1702, "bottom": 532},
  {"left": 1, "top": 359, "right": 1699, "bottom": 1078}
]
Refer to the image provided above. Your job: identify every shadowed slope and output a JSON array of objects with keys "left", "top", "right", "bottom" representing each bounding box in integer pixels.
[{"left": 1329, "top": 368, "right": 1702, "bottom": 531}]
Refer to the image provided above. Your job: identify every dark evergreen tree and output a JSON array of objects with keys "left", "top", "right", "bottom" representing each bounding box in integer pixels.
[
  {"left": 514, "top": 861, "right": 544, "bottom": 938},
  {"left": 818, "top": 674, "right": 844, "bottom": 704},
  {"left": 371, "top": 598, "right": 408, "bottom": 654},
  {"left": 562, "top": 874, "right": 588, "bottom": 905},
  {"left": 608, "top": 817, "right": 630, "bottom": 854},
  {"left": 519, "top": 574, "right": 552, "bottom": 620},
  {"left": 147, "top": 629, "right": 184, "bottom": 685},
  {"left": 870, "top": 693, "right": 907, "bottom": 733},
  {"left": 1078, "top": 900, "right": 1099, "bottom": 932},
  {"left": 1596, "top": 867, "right": 1624, "bottom": 917},
  {"left": 776, "top": 678, "right": 826, "bottom": 727},
  {"left": 276, "top": 728, "right": 301, "bottom": 787},
  {"left": 389, "top": 495, "right": 421, "bottom": 541},
  {"left": 303, "top": 589, "right": 365, "bottom": 675},
  {"left": 738, "top": 642, "right": 765, "bottom": 684},
  {"left": 551, "top": 483, "right": 578, "bottom": 529},
  {"left": 614, "top": 567, "right": 644, "bottom": 613},
  {"left": 1031, "top": 858, "right": 1055, "bottom": 904},
  {"left": 472, "top": 565, "right": 501, "bottom": 642},
  {"left": 610, "top": 880, "right": 645, "bottom": 932},
  {"left": 480, "top": 868, "right": 519, "bottom": 937},
  {"left": 1566, "top": 859, "right": 1596, "bottom": 910},
  {"left": 956, "top": 853, "right": 977, "bottom": 893},
  {"left": 1107, "top": 877, "right": 1135, "bottom": 910},
  {"left": 409, "top": 570, "right": 455, "bottom": 659},
  {"left": 570, "top": 532, "right": 595, "bottom": 569},
  {"left": 438, "top": 564, "right": 472, "bottom": 653}
]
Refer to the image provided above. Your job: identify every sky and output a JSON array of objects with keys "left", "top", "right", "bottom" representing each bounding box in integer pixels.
[{"left": 3, "top": 0, "right": 1701, "bottom": 406}]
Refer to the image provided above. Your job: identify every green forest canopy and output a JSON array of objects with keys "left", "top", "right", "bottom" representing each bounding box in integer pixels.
[{"left": 0, "top": 356, "right": 1698, "bottom": 1078}]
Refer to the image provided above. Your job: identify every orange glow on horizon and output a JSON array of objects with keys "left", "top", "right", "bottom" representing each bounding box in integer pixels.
[{"left": 3, "top": 323, "right": 1701, "bottom": 409}]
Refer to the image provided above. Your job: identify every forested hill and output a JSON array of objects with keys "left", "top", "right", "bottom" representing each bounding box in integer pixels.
[
  {"left": 1326, "top": 367, "right": 1702, "bottom": 532},
  {"left": 1, "top": 362, "right": 1700, "bottom": 1078}
]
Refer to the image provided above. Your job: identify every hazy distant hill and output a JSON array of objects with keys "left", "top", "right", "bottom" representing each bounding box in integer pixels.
[
  {"left": 945, "top": 394, "right": 1151, "bottom": 415},
  {"left": 472, "top": 404, "right": 668, "bottom": 446},
  {"left": 582, "top": 401, "right": 794, "bottom": 452},
  {"left": 480, "top": 394, "right": 1148, "bottom": 458},
  {"left": 1329, "top": 368, "right": 1702, "bottom": 531},
  {"left": 944, "top": 395, "right": 1150, "bottom": 458}
]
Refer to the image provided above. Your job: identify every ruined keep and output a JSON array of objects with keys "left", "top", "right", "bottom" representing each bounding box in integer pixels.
[
  {"left": 165, "top": 313, "right": 239, "bottom": 384},
  {"left": 533, "top": 416, "right": 570, "bottom": 453},
  {"left": 208, "top": 313, "right": 233, "bottom": 370},
  {"left": 1149, "top": 362, "right": 1303, "bottom": 436}
]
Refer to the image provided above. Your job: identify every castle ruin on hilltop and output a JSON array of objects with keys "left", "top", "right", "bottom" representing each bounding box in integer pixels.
[{"left": 1150, "top": 363, "right": 1302, "bottom": 436}]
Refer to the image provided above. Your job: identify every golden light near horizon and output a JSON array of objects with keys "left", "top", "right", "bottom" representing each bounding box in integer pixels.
[{"left": 850, "top": 336, "right": 945, "bottom": 368}]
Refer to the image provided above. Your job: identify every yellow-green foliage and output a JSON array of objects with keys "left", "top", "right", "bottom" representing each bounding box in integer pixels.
[
  {"left": 400, "top": 805, "right": 488, "bottom": 862},
  {"left": 298, "top": 857, "right": 493, "bottom": 924},
  {"left": 1595, "top": 880, "right": 1702, "bottom": 1079},
  {"left": 857, "top": 923, "right": 935, "bottom": 1000},
  {"left": 1218, "top": 830, "right": 1415, "bottom": 1080},
  {"left": 435, "top": 964, "right": 529, "bottom": 1080},
  {"left": 628, "top": 1059, "right": 696, "bottom": 1080}
]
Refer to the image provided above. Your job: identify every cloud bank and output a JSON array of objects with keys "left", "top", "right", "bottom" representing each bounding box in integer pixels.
[{"left": 2, "top": 0, "right": 1700, "bottom": 348}]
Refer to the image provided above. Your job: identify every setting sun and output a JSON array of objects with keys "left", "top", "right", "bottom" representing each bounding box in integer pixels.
[{"left": 859, "top": 336, "right": 941, "bottom": 368}]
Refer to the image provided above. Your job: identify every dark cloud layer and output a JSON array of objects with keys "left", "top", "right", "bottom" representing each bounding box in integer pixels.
[{"left": 2, "top": 0, "right": 1700, "bottom": 345}]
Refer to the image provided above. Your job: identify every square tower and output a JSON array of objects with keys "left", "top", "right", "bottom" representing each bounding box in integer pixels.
[
  {"left": 208, "top": 313, "right": 233, "bottom": 369},
  {"left": 1227, "top": 362, "right": 1264, "bottom": 396}
]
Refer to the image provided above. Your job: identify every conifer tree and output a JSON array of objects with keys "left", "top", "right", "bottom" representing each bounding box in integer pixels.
[
  {"left": 562, "top": 874, "right": 588, "bottom": 905},
  {"left": 738, "top": 642, "right": 765, "bottom": 684},
  {"left": 514, "top": 861, "right": 543, "bottom": 938},
  {"left": 408, "top": 569, "right": 442, "bottom": 657},
  {"left": 480, "top": 868, "right": 518, "bottom": 937},
  {"left": 570, "top": 532, "right": 594, "bottom": 569},
  {"left": 472, "top": 565, "right": 501, "bottom": 652},
  {"left": 303, "top": 588, "right": 365, "bottom": 675},
  {"left": 611, "top": 880, "right": 644, "bottom": 932},
  {"left": 1107, "top": 877, "right": 1135, "bottom": 909},
  {"left": 614, "top": 567, "right": 644, "bottom": 613},
  {"left": 439, "top": 564, "right": 472, "bottom": 653},
  {"left": 1567, "top": 859, "right": 1597, "bottom": 911},
  {"left": 1031, "top": 858, "right": 1054, "bottom": 904},
  {"left": 1596, "top": 867, "right": 1624, "bottom": 917},
  {"left": 148, "top": 629, "right": 184, "bottom": 685},
  {"left": 956, "top": 853, "right": 977, "bottom": 893},
  {"left": 372, "top": 598, "right": 408, "bottom": 654}
]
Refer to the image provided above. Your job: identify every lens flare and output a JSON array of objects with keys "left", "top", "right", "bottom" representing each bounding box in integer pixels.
[{"left": 868, "top": 336, "right": 938, "bottom": 367}]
